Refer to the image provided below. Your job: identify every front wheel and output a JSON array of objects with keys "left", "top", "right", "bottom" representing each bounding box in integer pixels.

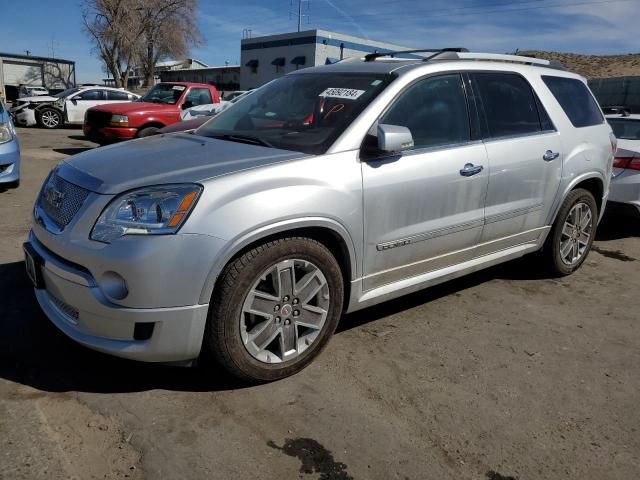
[
  {"left": 544, "top": 188, "right": 598, "bottom": 276},
  {"left": 202, "top": 237, "right": 344, "bottom": 382},
  {"left": 36, "top": 107, "right": 63, "bottom": 129}
]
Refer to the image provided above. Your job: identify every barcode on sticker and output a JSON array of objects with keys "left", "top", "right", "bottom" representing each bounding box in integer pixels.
[{"left": 319, "top": 88, "right": 365, "bottom": 100}]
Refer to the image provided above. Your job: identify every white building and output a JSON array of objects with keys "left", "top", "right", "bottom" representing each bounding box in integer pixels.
[
  {"left": 0, "top": 52, "right": 76, "bottom": 101},
  {"left": 240, "top": 29, "right": 414, "bottom": 89}
]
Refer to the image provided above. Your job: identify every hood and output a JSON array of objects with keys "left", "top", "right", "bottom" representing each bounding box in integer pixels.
[
  {"left": 16, "top": 95, "right": 57, "bottom": 104},
  {"left": 58, "top": 133, "right": 306, "bottom": 194},
  {"left": 90, "top": 101, "right": 177, "bottom": 115}
]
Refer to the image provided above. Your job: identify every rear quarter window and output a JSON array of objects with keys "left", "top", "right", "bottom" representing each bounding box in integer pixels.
[{"left": 542, "top": 76, "right": 604, "bottom": 128}]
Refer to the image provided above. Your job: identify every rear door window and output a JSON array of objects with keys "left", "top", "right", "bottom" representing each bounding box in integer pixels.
[
  {"left": 106, "top": 90, "right": 130, "bottom": 101},
  {"left": 472, "top": 73, "right": 544, "bottom": 138},
  {"left": 380, "top": 73, "right": 471, "bottom": 150},
  {"left": 542, "top": 76, "right": 604, "bottom": 128},
  {"left": 185, "top": 88, "right": 212, "bottom": 106}
]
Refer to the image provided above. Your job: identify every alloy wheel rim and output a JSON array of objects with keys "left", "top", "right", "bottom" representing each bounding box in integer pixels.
[
  {"left": 240, "top": 258, "right": 330, "bottom": 364},
  {"left": 559, "top": 202, "right": 593, "bottom": 266},
  {"left": 42, "top": 111, "right": 59, "bottom": 127}
]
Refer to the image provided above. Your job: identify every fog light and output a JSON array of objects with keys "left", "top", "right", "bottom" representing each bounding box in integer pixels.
[
  {"left": 134, "top": 322, "right": 155, "bottom": 341},
  {"left": 100, "top": 271, "right": 128, "bottom": 300}
]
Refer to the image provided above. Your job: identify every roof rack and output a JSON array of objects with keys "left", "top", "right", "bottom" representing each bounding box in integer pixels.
[
  {"left": 363, "top": 48, "right": 565, "bottom": 70},
  {"left": 363, "top": 48, "right": 468, "bottom": 62}
]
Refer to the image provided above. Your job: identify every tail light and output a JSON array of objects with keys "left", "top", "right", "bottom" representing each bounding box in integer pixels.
[{"left": 613, "top": 156, "right": 640, "bottom": 170}]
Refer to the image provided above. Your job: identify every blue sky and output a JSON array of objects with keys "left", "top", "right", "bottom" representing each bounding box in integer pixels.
[{"left": 1, "top": 0, "right": 638, "bottom": 83}]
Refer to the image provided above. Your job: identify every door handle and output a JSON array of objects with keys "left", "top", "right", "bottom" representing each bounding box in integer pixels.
[
  {"left": 459, "top": 163, "right": 484, "bottom": 177},
  {"left": 543, "top": 150, "right": 560, "bottom": 161}
]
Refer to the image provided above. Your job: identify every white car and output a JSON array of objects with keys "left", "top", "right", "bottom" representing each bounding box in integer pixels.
[
  {"left": 18, "top": 86, "right": 49, "bottom": 98},
  {"left": 607, "top": 112, "right": 640, "bottom": 214},
  {"left": 10, "top": 86, "right": 139, "bottom": 129}
]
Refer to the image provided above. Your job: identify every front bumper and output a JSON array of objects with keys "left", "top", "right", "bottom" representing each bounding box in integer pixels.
[
  {"left": 83, "top": 124, "right": 137, "bottom": 141},
  {"left": 27, "top": 233, "right": 211, "bottom": 362},
  {"left": 0, "top": 137, "right": 20, "bottom": 184},
  {"left": 609, "top": 169, "right": 640, "bottom": 214},
  {"left": 12, "top": 107, "right": 37, "bottom": 127}
]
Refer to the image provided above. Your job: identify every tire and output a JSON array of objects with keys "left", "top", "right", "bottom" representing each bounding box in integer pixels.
[
  {"left": 203, "top": 237, "right": 344, "bottom": 383},
  {"left": 137, "top": 126, "right": 160, "bottom": 138},
  {"left": 36, "top": 107, "right": 63, "bottom": 129},
  {"left": 544, "top": 188, "right": 598, "bottom": 276}
]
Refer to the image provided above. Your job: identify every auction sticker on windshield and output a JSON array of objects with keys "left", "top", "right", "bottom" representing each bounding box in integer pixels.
[
  {"left": 320, "top": 88, "right": 365, "bottom": 100},
  {"left": 172, "top": 86, "right": 186, "bottom": 91}
]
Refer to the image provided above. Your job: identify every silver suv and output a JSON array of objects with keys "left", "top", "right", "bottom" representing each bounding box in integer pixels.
[{"left": 25, "top": 50, "right": 614, "bottom": 382}]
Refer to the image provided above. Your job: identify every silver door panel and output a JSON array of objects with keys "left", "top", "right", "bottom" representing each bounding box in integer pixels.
[{"left": 362, "top": 142, "right": 489, "bottom": 291}]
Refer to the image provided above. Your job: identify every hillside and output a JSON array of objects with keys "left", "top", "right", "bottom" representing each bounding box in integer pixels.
[{"left": 515, "top": 50, "right": 640, "bottom": 79}]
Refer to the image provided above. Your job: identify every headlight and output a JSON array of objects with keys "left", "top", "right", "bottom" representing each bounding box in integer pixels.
[
  {"left": 90, "top": 184, "right": 202, "bottom": 243},
  {"left": 0, "top": 123, "right": 12, "bottom": 144},
  {"left": 110, "top": 114, "right": 129, "bottom": 127}
]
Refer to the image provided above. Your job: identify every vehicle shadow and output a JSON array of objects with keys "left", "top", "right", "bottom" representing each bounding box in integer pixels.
[
  {"left": 52, "top": 147, "right": 94, "bottom": 156},
  {"left": 0, "top": 260, "right": 247, "bottom": 394},
  {"left": 596, "top": 207, "right": 640, "bottom": 241}
]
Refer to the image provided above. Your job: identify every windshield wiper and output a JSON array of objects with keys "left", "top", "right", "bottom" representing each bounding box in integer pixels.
[{"left": 211, "top": 134, "right": 274, "bottom": 148}]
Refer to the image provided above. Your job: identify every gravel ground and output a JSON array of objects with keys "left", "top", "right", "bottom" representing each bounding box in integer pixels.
[{"left": 1, "top": 126, "right": 639, "bottom": 480}]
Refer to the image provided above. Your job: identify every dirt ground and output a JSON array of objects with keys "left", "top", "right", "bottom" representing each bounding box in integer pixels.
[{"left": 1, "top": 126, "right": 639, "bottom": 480}]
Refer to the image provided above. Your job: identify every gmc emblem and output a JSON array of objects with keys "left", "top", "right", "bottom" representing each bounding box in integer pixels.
[{"left": 45, "top": 187, "right": 65, "bottom": 208}]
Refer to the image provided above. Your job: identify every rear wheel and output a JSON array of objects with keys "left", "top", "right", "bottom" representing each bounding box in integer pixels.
[
  {"left": 544, "top": 188, "right": 598, "bottom": 276},
  {"left": 202, "top": 237, "right": 344, "bottom": 382},
  {"left": 36, "top": 107, "right": 63, "bottom": 129}
]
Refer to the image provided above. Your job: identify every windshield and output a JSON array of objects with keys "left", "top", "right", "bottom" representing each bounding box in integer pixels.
[
  {"left": 608, "top": 118, "right": 640, "bottom": 140},
  {"left": 140, "top": 83, "right": 186, "bottom": 104},
  {"left": 196, "top": 72, "right": 393, "bottom": 154},
  {"left": 54, "top": 88, "right": 81, "bottom": 98}
]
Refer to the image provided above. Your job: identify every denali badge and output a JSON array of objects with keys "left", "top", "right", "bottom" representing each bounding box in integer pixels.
[{"left": 45, "top": 187, "right": 65, "bottom": 208}]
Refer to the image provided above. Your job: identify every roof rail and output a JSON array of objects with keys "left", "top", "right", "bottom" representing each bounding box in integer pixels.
[
  {"left": 455, "top": 52, "right": 552, "bottom": 66},
  {"left": 364, "top": 48, "right": 468, "bottom": 62}
]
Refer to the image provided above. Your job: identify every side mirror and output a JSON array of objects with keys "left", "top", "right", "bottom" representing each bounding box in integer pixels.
[
  {"left": 182, "top": 101, "right": 193, "bottom": 110},
  {"left": 377, "top": 124, "right": 414, "bottom": 153}
]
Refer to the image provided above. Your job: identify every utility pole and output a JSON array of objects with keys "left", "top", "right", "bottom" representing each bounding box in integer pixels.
[{"left": 290, "top": 0, "right": 309, "bottom": 32}]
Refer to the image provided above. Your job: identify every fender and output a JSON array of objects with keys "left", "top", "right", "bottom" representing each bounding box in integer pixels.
[
  {"left": 197, "top": 216, "right": 359, "bottom": 305},
  {"left": 546, "top": 171, "right": 608, "bottom": 226}
]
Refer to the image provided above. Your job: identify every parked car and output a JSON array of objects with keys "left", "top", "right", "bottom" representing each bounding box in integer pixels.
[
  {"left": 18, "top": 86, "right": 49, "bottom": 98},
  {"left": 179, "top": 90, "right": 254, "bottom": 122},
  {"left": 607, "top": 111, "right": 640, "bottom": 214},
  {"left": 25, "top": 50, "right": 614, "bottom": 382},
  {"left": 0, "top": 98, "right": 20, "bottom": 188},
  {"left": 83, "top": 82, "right": 220, "bottom": 143},
  {"left": 10, "top": 86, "right": 139, "bottom": 129}
]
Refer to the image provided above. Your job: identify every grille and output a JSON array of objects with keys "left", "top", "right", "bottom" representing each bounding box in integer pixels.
[
  {"left": 85, "top": 109, "right": 112, "bottom": 127},
  {"left": 39, "top": 172, "right": 90, "bottom": 230},
  {"left": 49, "top": 294, "right": 79, "bottom": 324}
]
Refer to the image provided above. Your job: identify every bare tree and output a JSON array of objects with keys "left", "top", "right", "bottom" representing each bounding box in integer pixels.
[
  {"left": 137, "top": 0, "right": 203, "bottom": 87},
  {"left": 82, "top": 0, "right": 145, "bottom": 87}
]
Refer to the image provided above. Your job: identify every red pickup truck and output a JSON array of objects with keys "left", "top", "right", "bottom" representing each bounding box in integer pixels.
[{"left": 83, "top": 82, "right": 220, "bottom": 143}]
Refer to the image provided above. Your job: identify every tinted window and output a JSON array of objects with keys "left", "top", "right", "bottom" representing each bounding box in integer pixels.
[
  {"left": 473, "top": 73, "right": 542, "bottom": 138},
  {"left": 542, "top": 76, "right": 604, "bottom": 128},
  {"left": 380, "top": 74, "right": 470, "bottom": 149},
  {"left": 106, "top": 90, "right": 130, "bottom": 101},
  {"left": 75, "top": 90, "right": 104, "bottom": 101},
  {"left": 186, "top": 88, "right": 212, "bottom": 106},
  {"left": 608, "top": 118, "right": 640, "bottom": 140}
]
